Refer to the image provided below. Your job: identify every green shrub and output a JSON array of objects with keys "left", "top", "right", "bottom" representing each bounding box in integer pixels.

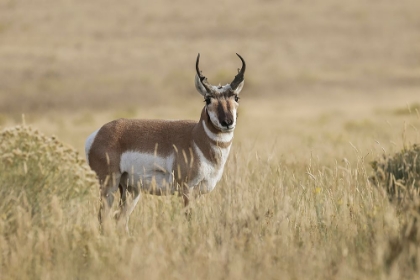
[
  {"left": 0, "top": 125, "right": 98, "bottom": 234},
  {"left": 371, "top": 144, "right": 420, "bottom": 201}
]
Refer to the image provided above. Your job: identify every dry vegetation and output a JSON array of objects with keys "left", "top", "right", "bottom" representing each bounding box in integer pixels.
[{"left": 1, "top": 0, "right": 420, "bottom": 279}]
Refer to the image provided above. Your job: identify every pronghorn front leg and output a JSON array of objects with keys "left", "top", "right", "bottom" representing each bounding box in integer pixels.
[
  {"left": 181, "top": 182, "right": 190, "bottom": 208},
  {"left": 181, "top": 183, "right": 193, "bottom": 219}
]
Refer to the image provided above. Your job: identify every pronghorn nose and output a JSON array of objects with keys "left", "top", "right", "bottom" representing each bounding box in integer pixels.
[{"left": 221, "top": 119, "right": 233, "bottom": 128}]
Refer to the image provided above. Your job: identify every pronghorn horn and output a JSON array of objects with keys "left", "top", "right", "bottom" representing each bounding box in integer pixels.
[
  {"left": 195, "top": 53, "right": 213, "bottom": 92},
  {"left": 230, "top": 53, "right": 246, "bottom": 90}
]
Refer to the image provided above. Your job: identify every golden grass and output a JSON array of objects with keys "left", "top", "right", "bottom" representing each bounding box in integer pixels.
[
  {"left": 1, "top": 97, "right": 420, "bottom": 279},
  {"left": 0, "top": 122, "right": 401, "bottom": 279}
]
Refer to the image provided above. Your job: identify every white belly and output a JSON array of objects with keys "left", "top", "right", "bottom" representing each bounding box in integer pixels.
[
  {"left": 120, "top": 151, "right": 175, "bottom": 194},
  {"left": 119, "top": 145, "right": 231, "bottom": 196}
]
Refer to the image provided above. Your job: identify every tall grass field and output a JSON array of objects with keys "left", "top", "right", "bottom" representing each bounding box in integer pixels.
[{"left": 1, "top": 0, "right": 420, "bottom": 279}]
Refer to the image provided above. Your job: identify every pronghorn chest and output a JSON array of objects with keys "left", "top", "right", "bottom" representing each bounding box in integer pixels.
[{"left": 191, "top": 142, "right": 231, "bottom": 194}]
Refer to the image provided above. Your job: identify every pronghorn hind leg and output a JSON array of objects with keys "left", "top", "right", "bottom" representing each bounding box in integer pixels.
[
  {"left": 116, "top": 175, "right": 140, "bottom": 233},
  {"left": 98, "top": 172, "right": 121, "bottom": 226}
]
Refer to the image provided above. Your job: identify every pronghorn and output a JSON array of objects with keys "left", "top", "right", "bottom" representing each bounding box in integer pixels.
[{"left": 85, "top": 53, "right": 246, "bottom": 228}]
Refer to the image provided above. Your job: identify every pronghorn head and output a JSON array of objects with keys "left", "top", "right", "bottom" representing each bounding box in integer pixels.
[{"left": 195, "top": 53, "right": 246, "bottom": 132}]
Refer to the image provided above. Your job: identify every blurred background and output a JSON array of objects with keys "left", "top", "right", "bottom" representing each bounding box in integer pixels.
[{"left": 0, "top": 0, "right": 419, "bottom": 154}]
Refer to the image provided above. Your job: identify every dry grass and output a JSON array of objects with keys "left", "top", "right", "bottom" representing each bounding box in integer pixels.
[{"left": 1, "top": 0, "right": 420, "bottom": 279}]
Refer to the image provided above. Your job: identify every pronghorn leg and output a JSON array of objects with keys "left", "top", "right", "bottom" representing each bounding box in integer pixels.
[
  {"left": 182, "top": 183, "right": 192, "bottom": 220},
  {"left": 118, "top": 183, "right": 127, "bottom": 210},
  {"left": 182, "top": 192, "right": 190, "bottom": 208},
  {"left": 123, "top": 186, "right": 141, "bottom": 232},
  {"left": 116, "top": 181, "right": 140, "bottom": 233},
  {"left": 116, "top": 172, "right": 129, "bottom": 217},
  {"left": 98, "top": 173, "right": 121, "bottom": 226}
]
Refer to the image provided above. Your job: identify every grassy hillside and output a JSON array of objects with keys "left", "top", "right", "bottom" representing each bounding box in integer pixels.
[{"left": 1, "top": 0, "right": 420, "bottom": 279}]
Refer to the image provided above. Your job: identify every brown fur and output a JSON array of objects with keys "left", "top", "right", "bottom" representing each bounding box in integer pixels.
[{"left": 88, "top": 107, "right": 232, "bottom": 185}]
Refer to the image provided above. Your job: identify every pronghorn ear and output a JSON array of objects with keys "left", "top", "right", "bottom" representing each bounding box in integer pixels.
[
  {"left": 232, "top": 80, "right": 244, "bottom": 94},
  {"left": 195, "top": 74, "right": 209, "bottom": 97}
]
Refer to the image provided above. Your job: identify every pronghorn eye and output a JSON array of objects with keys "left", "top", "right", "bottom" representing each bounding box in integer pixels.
[
  {"left": 205, "top": 98, "right": 211, "bottom": 105},
  {"left": 234, "top": 95, "right": 240, "bottom": 102}
]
